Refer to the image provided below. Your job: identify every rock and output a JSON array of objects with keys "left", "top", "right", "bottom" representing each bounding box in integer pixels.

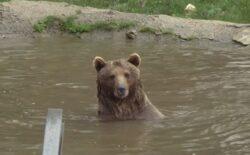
[
  {"left": 185, "top": 4, "right": 196, "bottom": 12},
  {"left": 126, "top": 30, "right": 137, "bottom": 39},
  {"left": 233, "top": 28, "right": 250, "bottom": 45}
]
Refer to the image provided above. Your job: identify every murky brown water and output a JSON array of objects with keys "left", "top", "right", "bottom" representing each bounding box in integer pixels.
[{"left": 0, "top": 33, "right": 250, "bottom": 155}]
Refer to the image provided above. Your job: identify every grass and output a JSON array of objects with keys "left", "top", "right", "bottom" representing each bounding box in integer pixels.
[
  {"left": 61, "top": 16, "right": 92, "bottom": 33},
  {"left": 33, "top": 16, "right": 136, "bottom": 33},
  {"left": 139, "top": 27, "right": 158, "bottom": 33},
  {"left": 139, "top": 27, "right": 173, "bottom": 35},
  {"left": 33, "top": 16, "right": 61, "bottom": 32},
  {"left": 181, "top": 35, "right": 197, "bottom": 41},
  {"left": 89, "top": 20, "right": 136, "bottom": 31},
  {"left": 1, "top": 0, "right": 249, "bottom": 23},
  {"left": 28, "top": 0, "right": 250, "bottom": 23}
]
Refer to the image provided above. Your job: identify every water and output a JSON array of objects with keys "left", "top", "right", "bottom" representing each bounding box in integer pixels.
[{"left": 0, "top": 33, "right": 250, "bottom": 155}]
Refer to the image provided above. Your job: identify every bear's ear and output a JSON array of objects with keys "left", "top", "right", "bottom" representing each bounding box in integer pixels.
[
  {"left": 93, "top": 56, "right": 106, "bottom": 72},
  {"left": 128, "top": 53, "right": 141, "bottom": 67}
]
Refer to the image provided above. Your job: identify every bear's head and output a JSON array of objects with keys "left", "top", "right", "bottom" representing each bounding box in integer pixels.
[{"left": 93, "top": 53, "right": 141, "bottom": 100}]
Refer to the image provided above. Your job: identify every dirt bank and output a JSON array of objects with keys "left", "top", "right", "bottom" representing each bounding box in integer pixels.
[{"left": 1, "top": 0, "right": 250, "bottom": 45}]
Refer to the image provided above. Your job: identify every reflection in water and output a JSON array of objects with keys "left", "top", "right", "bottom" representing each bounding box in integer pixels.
[{"left": 0, "top": 33, "right": 250, "bottom": 155}]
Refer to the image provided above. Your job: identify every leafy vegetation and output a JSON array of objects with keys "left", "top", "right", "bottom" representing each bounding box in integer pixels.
[
  {"left": 29, "top": 0, "right": 250, "bottom": 23},
  {"left": 139, "top": 27, "right": 173, "bottom": 35},
  {"left": 33, "top": 16, "right": 61, "bottom": 32},
  {"left": 1, "top": 0, "right": 249, "bottom": 23},
  {"left": 61, "top": 16, "right": 92, "bottom": 33},
  {"left": 139, "top": 27, "right": 158, "bottom": 33},
  {"left": 33, "top": 16, "right": 136, "bottom": 33}
]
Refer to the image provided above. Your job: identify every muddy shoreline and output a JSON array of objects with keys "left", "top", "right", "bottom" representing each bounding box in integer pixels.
[{"left": 1, "top": 0, "right": 250, "bottom": 45}]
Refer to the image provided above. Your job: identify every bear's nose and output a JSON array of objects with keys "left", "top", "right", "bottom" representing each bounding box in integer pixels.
[{"left": 118, "top": 86, "right": 126, "bottom": 94}]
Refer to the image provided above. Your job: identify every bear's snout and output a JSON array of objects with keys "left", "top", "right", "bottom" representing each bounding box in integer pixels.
[
  {"left": 118, "top": 86, "right": 126, "bottom": 94},
  {"left": 114, "top": 75, "right": 129, "bottom": 99},
  {"left": 115, "top": 83, "right": 129, "bottom": 99},
  {"left": 115, "top": 86, "right": 128, "bottom": 99}
]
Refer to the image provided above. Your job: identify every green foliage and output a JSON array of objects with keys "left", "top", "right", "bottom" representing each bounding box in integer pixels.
[
  {"left": 3, "top": 0, "right": 249, "bottom": 23},
  {"left": 31, "top": 0, "right": 250, "bottom": 23},
  {"left": 139, "top": 27, "right": 173, "bottom": 35},
  {"left": 33, "top": 16, "right": 61, "bottom": 32},
  {"left": 62, "top": 16, "right": 92, "bottom": 33},
  {"left": 139, "top": 27, "right": 158, "bottom": 33},
  {"left": 92, "top": 21, "right": 135, "bottom": 31},
  {"left": 33, "top": 21, "right": 46, "bottom": 32},
  {"left": 181, "top": 35, "right": 197, "bottom": 41},
  {"left": 33, "top": 16, "right": 136, "bottom": 33}
]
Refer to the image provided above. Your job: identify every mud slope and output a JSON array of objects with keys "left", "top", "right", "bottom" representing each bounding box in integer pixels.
[{"left": 1, "top": 0, "right": 250, "bottom": 45}]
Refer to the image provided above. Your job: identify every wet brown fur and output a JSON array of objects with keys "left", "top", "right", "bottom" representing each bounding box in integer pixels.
[{"left": 94, "top": 54, "right": 164, "bottom": 120}]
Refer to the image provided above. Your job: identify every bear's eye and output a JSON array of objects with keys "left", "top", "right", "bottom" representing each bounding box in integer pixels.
[
  {"left": 124, "top": 72, "right": 130, "bottom": 79},
  {"left": 109, "top": 74, "right": 115, "bottom": 80}
]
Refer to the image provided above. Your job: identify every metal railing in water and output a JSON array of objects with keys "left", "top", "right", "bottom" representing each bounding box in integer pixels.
[{"left": 42, "top": 109, "right": 64, "bottom": 155}]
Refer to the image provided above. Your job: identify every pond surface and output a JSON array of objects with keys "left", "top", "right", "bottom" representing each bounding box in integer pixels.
[{"left": 0, "top": 33, "right": 250, "bottom": 155}]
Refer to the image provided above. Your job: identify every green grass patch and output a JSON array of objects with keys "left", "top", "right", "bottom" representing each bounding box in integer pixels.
[
  {"left": 61, "top": 16, "right": 92, "bottom": 33},
  {"left": 139, "top": 27, "right": 158, "bottom": 33},
  {"left": 161, "top": 28, "right": 174, "bottom": 35},
  {"left": 140, "top": 27, "right": 173, "bottom": 35},
  {"left": 181, "top": 35, "right": 197, "bottom": 41},
  {"left": 31, "top": 0, "right": 250, "bottom": 23},
  {"left": 92, "top": 21, "right": 135, "bottom": 31},
  {"left": 33, "top": 15, "right": 136, "bottom": 33},
  {"left": 33, "top": 16, "right": 62, "bottom": 32}
]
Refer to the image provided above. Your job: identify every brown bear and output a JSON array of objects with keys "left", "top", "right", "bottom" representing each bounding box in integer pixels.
[{"left": 93, "top": 53, "right": 165, "bottom": 120}]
